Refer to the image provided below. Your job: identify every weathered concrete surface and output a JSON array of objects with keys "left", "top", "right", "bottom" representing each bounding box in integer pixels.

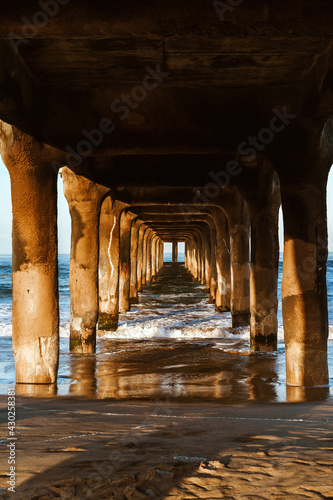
[
  {"left": 62, "top": 167, "right": 109, "bottom": 352},
  {"left": 99, "top": 199, "right": 128, "bottom": 331},
  {"left": 141, "top": 227, "right": 149, "bottom": 287},
  {"left": 151, "top": 234, "right": 158, "bottom": 280},
  {"left": 228, "top": 194, "right": 251, "bottom": 328},
  {"left": 130, "top": 219, "right": 142, "bottom": 304},
  {"left": 0, "top": 123, "right": 59, "bottom": 384},
  {"left": 145, "top": 231, "right": 153, "bottom": 283},
  {"left": 136, "top": 224, "right": 148, "bottom": 293},
  {"left": 99, "top": 196, "right": 114, "bottom": 324},
  {"left": 279, "top": 168, "right": 330, "bottom": 385},
  {"left": 119, "top": 210, "right": 137, "bottom": 313},
  {"left": 246, "top": 171, "right": 281, "bottom": 352},
  {"left": 211, "top": 207, "right": 231, "bottom": 313}
]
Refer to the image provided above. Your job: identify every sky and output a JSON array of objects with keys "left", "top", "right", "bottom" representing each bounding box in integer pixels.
[{"left": 1, "top": 157, "right": 333, "bottom": 254}]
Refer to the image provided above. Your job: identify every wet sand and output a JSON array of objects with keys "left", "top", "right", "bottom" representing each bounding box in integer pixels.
[{"left": 1, "top": 397, "right": 333, "bottom": 499}]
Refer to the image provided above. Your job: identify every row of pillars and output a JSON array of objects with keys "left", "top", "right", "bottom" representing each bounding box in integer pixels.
[
  {"left": 0, "top": 124, "right": 330, "bottom": 389},
  {"left": 65, "top": 184, "right": 165, "bottom": 354}
]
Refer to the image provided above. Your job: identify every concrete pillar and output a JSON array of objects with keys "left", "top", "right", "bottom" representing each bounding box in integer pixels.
[
  {"left": 137, "top": 224, "right": 147, "bottom": 292},
  {"left": 99, "top": 199, "right": 128, "bottom": 330},
  {"left": 146, "top": 230, "right": 155, "bottom": 283},
  {"left": 157, "top": 238, "right": 162, "bottom": 272},
  {"left": 130, "top": 219, "right": 141, "bottom": 304},
  {"left": 151, "top": 235, "right": 158, "bottom": 280},
  {"left": 99, "top": 197, "right": 114, "bottom": 329},
  {"left": 197, "top": 230, "right": 206, "bottom": 284},
  {"left": 141, "top": 227, "right": 149, "bottom": 286},
  {"left": 155, "top": 238, "right": 160, "bottom": 273},
  {"left": 229, "top": 196, "right": 250, "bottom": 327},
  {"left": 172, "top": 241, "right": 178, "bottom": 262},
  {"left": 192, "top": 234, "right": 200, "bottom": 280},
  {"left": 62, "top": 167, "right": 108, "bottom": 352},
  {"left": 119, "top": 210, "right": 136, "bottom": 313},
  {"left": 281, "top": 180, "right": 329, "bottom": 386},
  {"left": 187, "top": 240, "right": 194, "bottom": 275},
  {"left": 159, "top": 240, "right": 164, "bottom": 269},
  {"left": 189, "top": 238, "right": 196, "bottom": 277},
  {"left": 248, "top": 174, "right": 280, "bottom": 351},
  {"left": 0, "top": 124, "right": 59, "bottom": 384},
  {"left": 203, "top": 228, "right": 212, "bottom": 293},
  {"left": 204, "top": 221, "right": 218, "bottom": 303},
  {"left": 212, "top": 208, "right": 231, "bottom": 313},
  {"left": 186, "top": 242, "right": 190, "bottom": 269},
  {"left": 188, "top": 240, "right": 194, "bottom": 274}
]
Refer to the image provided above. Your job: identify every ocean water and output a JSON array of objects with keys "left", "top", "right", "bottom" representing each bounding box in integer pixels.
[{"left": 0, "top": 253, "right": 332, "bottom": 402}]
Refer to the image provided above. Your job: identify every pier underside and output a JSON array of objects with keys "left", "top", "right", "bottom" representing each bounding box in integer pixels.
[{"left": 0, "top": 0, "right": 333, "bottom": 387}]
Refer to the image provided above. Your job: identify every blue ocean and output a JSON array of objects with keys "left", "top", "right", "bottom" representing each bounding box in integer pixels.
[{"left": 0, "top": 253, "right": 332, "bottom": 401}]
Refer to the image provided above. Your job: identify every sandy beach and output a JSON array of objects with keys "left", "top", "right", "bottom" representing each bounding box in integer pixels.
[{"left": 1, "top": 397, "right": 333, "bottom": 499}]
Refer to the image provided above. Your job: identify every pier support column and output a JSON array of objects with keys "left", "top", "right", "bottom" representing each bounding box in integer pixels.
[
  {"left": 159, "top": 240, "right": 164, "bottom": 269},
  {"left": 146, "top": 230, "right": 155, "bottom": 283},
  {"left": 137, "top": 224, "right": 147, "bottom": 292},
  {"left": 141, "top": 227, "right": 149, "bottom": 286},
  {"left": 212, "top": 208, "right": 231, "bottom": 312},
  {"left": 188, "top": 240, "right": 194, "bottom": 274},
  {"left": 248, "top": 174, "right": 280, "bottom": 351},
  {"left": 229, "top": 196, "right": 250, "bottom": 327},
  {"left": 203, "top": 230, "right": 209, "bottom": 286},
  {"left": 207, "top": 222, "right": 217, "bottom": 303},
  {"left": 99, "top": 199, "right": 128, "bottom": 331},
  {"left": 62, "top": 167, "right": 108, "bottom": 352},
  {"left": 1, "top": 124, "right": 59, "bottom": 383},
  {"left": 192, "top": 235, "right": 201, "bottom": 280},
  {"left": 119, "top": 210, "right": 136, "bottom": 313},
  {"left": 188, "top": 239, "right": 195, "bottom": 276},
  {"left": 156, "top": 239, "right": 162, "bottom": 271},
  {"left": 196, "top": 230, "right": 205, "bottom": 284},
  {"left": 172, "top": 241, "right": 178, "bottom": 262},
  {"left": 130, "top": 219, "right": 141, "bottom": 304},
  {"left": 151, "top": 234, "right": 158, "bottom": 280},
  {"left": 281, "top": 179, "right": 329, "bottom": 386},
  {"left": 99, "top": 196, "right": 113, "bottom": 328},
  {"left": 274, "top": 118, "right": 333, "bottom": 387}
]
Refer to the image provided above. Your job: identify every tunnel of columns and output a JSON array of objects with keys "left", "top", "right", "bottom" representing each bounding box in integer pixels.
[{"left": 0, "top": 1, "right": 333, "bottom": 389}]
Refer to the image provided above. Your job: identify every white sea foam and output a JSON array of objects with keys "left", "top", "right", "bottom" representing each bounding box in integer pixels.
[
  {"left": 60, "top": 323, "right": 70, "bottom": 338},
  {"left": 0, "top": 321, "right": 332, "bottom": 341},
  {"left": 1, "top": 302, "right": 333, "bottom": 341},
  {"left": 0, "top": 324, "right": 12, "bottom": 337},
  {"left": 101, "top": 324, "right": 249, "bottom": 340}
]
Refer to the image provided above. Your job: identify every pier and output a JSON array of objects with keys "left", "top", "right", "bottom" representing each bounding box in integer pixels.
[{"left": 0, "top": 1, "right": 332, "bottom": 389}]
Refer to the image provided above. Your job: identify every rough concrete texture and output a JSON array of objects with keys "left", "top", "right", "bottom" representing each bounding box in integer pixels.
[
  {"left": 0, "top": 123, "right": 59, "bottom": 383},
  {"left": 62, "top": 167, "right": 109, "bottom": 352},
  {"left": 98, "top": 199, "right": 129, "bottom": 331}
]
